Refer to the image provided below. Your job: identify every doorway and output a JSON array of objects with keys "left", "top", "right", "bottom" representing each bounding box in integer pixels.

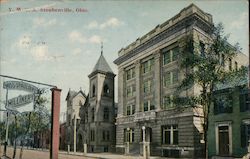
[{"left": 218, "top": 125, "right": 229, "bottom": 156}]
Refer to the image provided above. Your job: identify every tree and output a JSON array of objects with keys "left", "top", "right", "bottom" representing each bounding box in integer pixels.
[{"left": 175, "top": 23, "right": 248, "bottom": 159}]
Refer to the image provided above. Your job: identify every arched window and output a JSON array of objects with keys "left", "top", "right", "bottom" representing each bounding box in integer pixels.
[
  {"left": 103, "top": 84, "right": 110, "bottom": 95},
  {"left": 92, "top": 85, "right": 96, "bottom": 97},
  {"left": 103, "top": 107, "right": 109, "bottom": 121}
]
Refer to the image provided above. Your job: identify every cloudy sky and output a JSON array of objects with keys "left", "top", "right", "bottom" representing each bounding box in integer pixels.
[{"left": 0, "top": 0, "right": 248, "bottom": 120}]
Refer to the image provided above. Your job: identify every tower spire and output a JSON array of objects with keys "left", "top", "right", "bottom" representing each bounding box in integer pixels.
[{"left": 101, "top": 42, "right": 103, "bottom": 55}]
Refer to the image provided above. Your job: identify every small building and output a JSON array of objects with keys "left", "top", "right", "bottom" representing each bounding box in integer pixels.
[
  {"left": 65, "top": 89, "right": 87, "bottom": 151},
  {"left": 208, "top": 83, "right": 250, "bottom": 158}
]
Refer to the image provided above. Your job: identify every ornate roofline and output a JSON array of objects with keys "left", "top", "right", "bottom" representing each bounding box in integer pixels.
[{"left": 114, "top": 4, "right": 213, "bottom": 65}]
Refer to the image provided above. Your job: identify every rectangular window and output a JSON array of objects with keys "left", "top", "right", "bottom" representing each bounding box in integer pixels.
[
  {"left": 214, "top": 92, "right": 233, "bottom": 114},
  {"left": 126, "top": 85, "right": 135, "bottom": 97},
  {"left": 90, "top": 130, "right": 95, "bottom": 141},
  {"left": 126, "top": 67, "right": 135, "bottom": 80},
  {"left": 163, "top": 47, "right": 179, "bottom": 65},
  {"left": 102, "top": 131, "right": 110, "bottom": 141},
  {"left": 143, "top": 80, "right": 151, "bottom": 94},
  {"left": 163, "top": 95, "right": 174, "bottom": 109},
  {"left": 240, "top": 92, "right": 250, "bottom": 112},
  {"left": 164, "top": 72, "right": 171, "bottom": 87},
  {"left": 162, "top": 125, "right": 178, "bottom": 145},
  {"left": 144, "top": 101, "right": 149, "bottom": 112},
  {"left": 124, "top": 128, "right": 134, "bottom": 143},
  {"left": 163, "top": 50, "right": 171, "bottom": 65},
  {"left": 164, "top": 70, "right": 178, "bottom": 87},
  {"left": 126, "top": 86, "right": 132, "bottom": 97},
  {"left": 126, "top": 105, "right": 135, "bottom": 116},
  {"left": 143, "top": 59, "right": 154, "bottom": 73},
  {"left": 143, "top": 100, "right": 154, "bottom": 111}
]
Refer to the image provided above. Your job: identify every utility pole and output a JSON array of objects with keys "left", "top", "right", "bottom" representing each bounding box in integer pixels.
[
  {"left": 73, "top": 114, "right": 77, "bottom": 153},
  {"left": 3, "top": 89, "right": 9, "bottom": 157}
]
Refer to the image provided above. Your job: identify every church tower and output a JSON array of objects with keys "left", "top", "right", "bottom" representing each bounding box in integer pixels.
[{"left": 87, "top": 45, "right": 116, "bottom": 152}]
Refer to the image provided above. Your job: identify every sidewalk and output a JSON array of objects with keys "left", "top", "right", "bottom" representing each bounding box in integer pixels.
[{"left": 61, "top": 151, "right": 185, "bottom": 159}]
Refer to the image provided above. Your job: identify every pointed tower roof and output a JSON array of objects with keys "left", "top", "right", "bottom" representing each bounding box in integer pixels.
[
  {"left": 92, "top": 54, "right": 113, "bottom": 73},
  {"left": 89, "top": 43, "right": 114, "bottom": 77}
]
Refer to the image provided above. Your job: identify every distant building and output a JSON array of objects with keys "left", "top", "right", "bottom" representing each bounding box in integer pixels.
[
  {"left": 65, "top": 89, "right": 87, "bottom": 151},
  {"left": 60, "top": 122, "right": 67, "bottom": 150},
  {"left": 113, "top": 3, "right": 247, "bottom": 158},
  {"left": 79, "top": 52, "right": 116, "bottom": 152}
]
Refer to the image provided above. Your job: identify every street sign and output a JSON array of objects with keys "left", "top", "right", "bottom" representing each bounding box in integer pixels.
[
  {"left": 6, "top": 94, "right": 35, "bottom": 108},
  {"left": 3, "top": 81, "right": 38, "bottom": 93}
]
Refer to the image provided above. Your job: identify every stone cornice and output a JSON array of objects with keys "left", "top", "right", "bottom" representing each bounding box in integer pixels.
[{"left": 114, "top": 13, "right": 213, "bottom": 65}]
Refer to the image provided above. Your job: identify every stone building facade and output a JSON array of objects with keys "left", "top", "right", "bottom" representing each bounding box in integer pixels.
[
  {"left": 65, "top": 89, "right": 87, "bottom": 151},
  {"left": 114, "top": 4, "right": 247, "bottom": 158},
  {"left": 79, "top": 52, "right": 116, "bottom": 153}
]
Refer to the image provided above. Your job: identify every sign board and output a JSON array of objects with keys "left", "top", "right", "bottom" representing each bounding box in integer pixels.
[
  {"left": 3, "top": 81, "right": 38, "bottom": 93},
  {"left": 6, "top": 94, "right": 35, "bottom": 108}
]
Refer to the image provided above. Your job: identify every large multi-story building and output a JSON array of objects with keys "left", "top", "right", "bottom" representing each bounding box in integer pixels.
[{"left": 114, "top": 4, "right": 247, "bottom": 158}]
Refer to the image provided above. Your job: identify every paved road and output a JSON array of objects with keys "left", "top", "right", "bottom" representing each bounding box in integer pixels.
[{"left": 0, "top": 146, "right": 153, "bottom": 159}]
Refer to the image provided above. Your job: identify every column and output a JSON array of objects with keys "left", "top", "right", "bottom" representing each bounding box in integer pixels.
[
  {"left": 117, "top": 68, "right": 124, "bottom": 117},
  {"left": 50, "top": 88, "right": 61, "bottom": 159},
  {"left": 135, "top": 60, "right": 141, "bottom": 112},
  {"left": 154, "top": 50, "right": 161, "bottom": 111}
]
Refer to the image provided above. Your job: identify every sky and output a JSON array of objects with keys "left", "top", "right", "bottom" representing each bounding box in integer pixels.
[{"left": 0, "top": 0, "right": 249, "bottom": 121}]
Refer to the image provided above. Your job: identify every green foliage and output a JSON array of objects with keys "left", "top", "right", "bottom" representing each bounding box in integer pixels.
[{"left": 175, "top": 22, "right": 248, "bottom": 158}]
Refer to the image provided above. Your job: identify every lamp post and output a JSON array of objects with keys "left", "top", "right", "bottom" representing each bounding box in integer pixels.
[
  {"left": 142, "top": 126, "right": 146, "bottom": 158},
  {"left": 73, "top": 113, "right": 77, "bottom": 153},
  {"left": 126, "top": 127, "right": 130, "bottom": 155}
]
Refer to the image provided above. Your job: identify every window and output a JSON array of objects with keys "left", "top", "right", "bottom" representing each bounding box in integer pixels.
[
  {"left": 142, "top": 59, "right": 154, "bottom": 73},
  {"left": 214, "top": 92, "right": 233, "bottom": 114},
  {"left": 163, "top": 47, "right": 179, "bottom": 65},
  {"left": 229, "top": 58, "right": 232, "bottom": 71},
  {"left": 240, "top": 92, "right": 250, "bottom": 112},
  {"left": 164, "top": 70, "right": 179, "bottom": 87},
  {"left": 162, "top": 125, "right": 178, "bottom": 145},
  {"left": 163, "top": 95, "right": 174, "bottom": 109},
  {"left": 126, "top": 67, "right": 135, "bottom": 80},
  {"left": 102, "top": 130, "right": 110, "bottom": 141},
  {"left": 68, "top": 114, "right": 71, "bottom": 125},
  {"left": 103, "top": 107, "right": 109, "bottom": 121},
  {"left": 126, "top": 105, "right": 135, "bottom": 116},
  {"left": 92, "top": 85, "right": 96, "bottom": 97},
  {"left": 126, "top": 85, "right": 135, "bottom": 97},
  {"left": 200, "top": 42, "right": 205, "bottom": 57},
  {"left": 143, "top": 100, "right": 154, "bottom": 112},
  {"left": 241, "top": 123, "right": 250, "bottom": 148},
  {"left": 235, "top": 61, "right": 238, "bottom": 70},
  {"left": 91, "top": 108, "right": 95, "bottom": 121},
  {"left": 90, "top": 130, "right": 95, "bottom": 141},
  {"left": 103, "top": 84, "right": 110, "bottom": 95},
  {"left": 143, "top": 80, "right": 152, "bottom": 94},
  {"left": 124, "top": 128, "right": 134, "bottom": 143}
]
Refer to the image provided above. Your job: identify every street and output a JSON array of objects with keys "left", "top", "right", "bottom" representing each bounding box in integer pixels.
[{"left": 0, "top": 146, "right": 164, "bottom": 159}]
